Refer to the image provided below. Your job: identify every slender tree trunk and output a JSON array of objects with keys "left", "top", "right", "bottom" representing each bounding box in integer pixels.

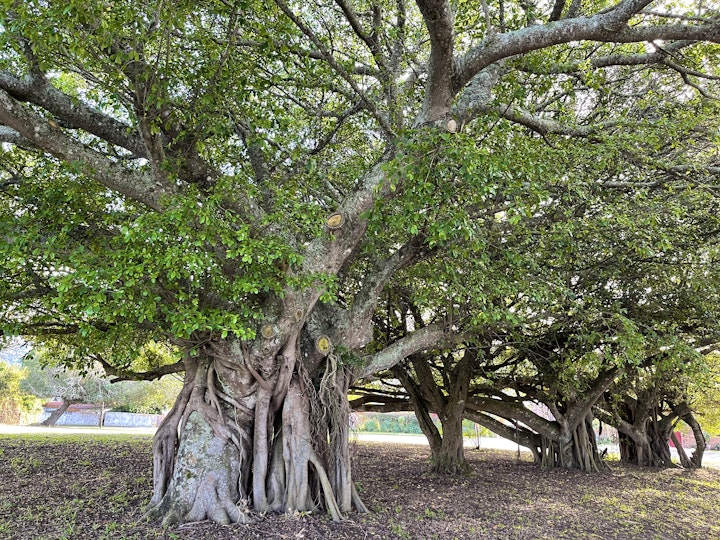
[
  {"left": 40, "top": 398, "right": 77, "bottom": 427},
  {"left": 432, "top": 406, "right": 471, "bottom": 474},
  {"left": 394, "top": 352, "right": 474, "bottom": 475},
  {"left": 672, "top": 432, "right": 694, "bottom": 468},
  {"left": 392, "top": 365, "right": 443, "bottom": 459}
]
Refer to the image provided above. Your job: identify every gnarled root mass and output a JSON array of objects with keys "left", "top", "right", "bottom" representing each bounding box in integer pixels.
[
  {"left": 540, "top": 419, "right": 607, "bottom": 473},
  {"left": 146, "top": 349, "right": 365, "bottom": 526}
]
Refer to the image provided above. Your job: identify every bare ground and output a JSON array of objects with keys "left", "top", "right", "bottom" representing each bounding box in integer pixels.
[{"left": 1, "top": 434, "right": 719, "bottom": 539}]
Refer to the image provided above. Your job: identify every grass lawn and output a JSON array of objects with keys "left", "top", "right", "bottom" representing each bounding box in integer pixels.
[{"left": 1, "top": 433, "right": 719, "bottom": 539}]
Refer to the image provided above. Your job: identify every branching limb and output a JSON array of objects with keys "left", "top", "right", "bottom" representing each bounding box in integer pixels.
[
  {"left": 550, "top": 0, "right": 567, "bottom": 21},
  {"left": 465, "top": 409, "right": 542, "bottom": 451},
  {"left": 466, "top": 397, "right": 562, "bottom": 440},
  {"left": 358, "top": 322, "right": 457, "bottom": 378},
  {"left": 0, "top": 125, "right": 34, "bottom": 148},
  {"left": 234, "top": 38, "right": 379, "bottom": 77},
  {"left": 565, "top": 368, "right": 620, "bottom": 428},
  {"left": 273, "top": 0, "right": 395, "bottom": 137},
  {"left": 566, "top": 0, "right": 582, "bottom": 19},
  {"left": 515, "top": 40, "right": 694, "bottom": 75},
  {"left": 0, "top": 71, "right": 147, "bottom": 156},
  {"left": 93, "top": 354, "right": 185, "bottom": 382},
  {"left": 0, "top": 89, "right": 174, "bottom": 210},
  {"left": 414, "top": 0, "right": 455, "bottom": 124},
  {"left": 348, "top": 392, "right": 412, "bottom": 412},
  {"left": 460, "top": 101, "right": 615, "bottom": 136},
  {"left": 334, "top": 0, "right": 386, "bottom": 70},
  {"left": 453, "top": 1, "right": 719, "bottom": 93}
]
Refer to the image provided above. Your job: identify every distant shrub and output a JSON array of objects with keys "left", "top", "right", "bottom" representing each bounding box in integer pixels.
[
  {"left": 363, "top": 418, "right": 381, "bottom": 432},
  {"left": 355, "top": 413, "right": 424, "bottom": 434}
]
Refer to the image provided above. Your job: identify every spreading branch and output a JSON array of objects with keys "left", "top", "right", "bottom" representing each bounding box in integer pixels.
[
  {"left": 358, "top": 322, "right": 456, "bottom": 379},
  {"left": 0, "top": 89, "right": 174, "bottom": 211},
  {"left": 94, "top": 355, "right": 186, "bottom": 383},
  {"left": 453, "top": 3, "right": 719, "bottom": 93},
  {"left": 0, "top": 71, "right": 147, "bottom": 157}
]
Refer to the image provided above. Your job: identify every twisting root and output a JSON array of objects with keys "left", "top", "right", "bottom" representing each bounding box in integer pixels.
[{"left": 148, "top": 342, "right": 367, "bottom": 526}]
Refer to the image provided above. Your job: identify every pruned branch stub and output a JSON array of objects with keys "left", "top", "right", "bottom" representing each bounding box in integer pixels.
[{"left": 326, "top": 212, "right": 345, "bottom": 230}]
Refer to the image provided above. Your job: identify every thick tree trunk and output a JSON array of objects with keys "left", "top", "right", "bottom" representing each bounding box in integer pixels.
[
  {"left": 432, "top": 408, "right": 471, "bottom": 475},
  {"left": 146, "top": 342, "right": 364, "bottom": 525},
  {"left": 612, "top": 401, "right": 676, "bottom": 468},
  {"left": 617, "top": 421, "right": 674, "bottom": 467}
]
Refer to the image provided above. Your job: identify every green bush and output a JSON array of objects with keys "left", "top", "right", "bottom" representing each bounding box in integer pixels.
[{"left": 355, "top": 413, "right": 424, "bottom": 434}]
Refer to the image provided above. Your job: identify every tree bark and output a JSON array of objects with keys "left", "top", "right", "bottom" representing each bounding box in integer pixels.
[
  {"left": 394, "top": 351, "right": 474, "bottom": 475},
  {"left": 536, "top": 413, "right": 606, "bottom": 472},
  {"left": 40, "top": 398, "right": 78, "bottom": 427},
  {"left": 146, "top": 340, "right": 364, "bottom": 525},
  {"left": 672, "top": 402, "right": 705, "bottom": 468},
  {"left": 608, "top": 399, "right": 677, "bottom": 468}
]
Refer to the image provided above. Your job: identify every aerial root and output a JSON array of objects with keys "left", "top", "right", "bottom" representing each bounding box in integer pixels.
[
  {"left": 307, "top": 451, "right": 343, "bottom": 522},
  {"left": 351, "top": 482, "right": 368, "bottom": 513}
]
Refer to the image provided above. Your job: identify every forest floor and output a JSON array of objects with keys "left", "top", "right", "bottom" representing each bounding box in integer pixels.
[{"left": 1, "top": 433, "right": 719, "bottom": 540}]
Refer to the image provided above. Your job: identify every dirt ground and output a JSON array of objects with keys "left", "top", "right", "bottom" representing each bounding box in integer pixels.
[{"left": 1, "top": 434, "right": 719, "bottom": 540}]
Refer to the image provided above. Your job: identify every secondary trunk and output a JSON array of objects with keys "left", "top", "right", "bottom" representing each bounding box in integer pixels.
[
  {"left": 147, "top": 341, "right": 365, "bottom": 525},
  {"left": 393, "top": 354, "right": 473, "bottom": 475},
  {"left": 672, "top": 402, "right": 705, "bottom": 468},
  {"left": 615, "top": 405, "right": 675, "bottom": 468}
]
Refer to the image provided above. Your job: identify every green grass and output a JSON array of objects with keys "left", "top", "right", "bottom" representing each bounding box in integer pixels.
[{"left": 1, "top": 434, "right": 720, "bottom": 539}]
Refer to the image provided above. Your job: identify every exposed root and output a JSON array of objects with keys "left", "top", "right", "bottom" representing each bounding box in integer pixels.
[
  {"left": 308, "top": 451, "right": 343, "bottom": 522},
  {"left": 351, "top": 481, "right": 368, "bottom": 513},
  {"left": 150, "top": 343, "right": 366, "bottom": 527},
  {"left": 185, "top": 471, "right": 253, "bottom": 525},
  {"left": 150, "top": 363, "right": 195, "bottom": 508},
  {"left": 253, "top": 386, "right": 275, "bottom": 513},
  {"left": 540, "top": 427, "right": 607, "bottom": 473}
]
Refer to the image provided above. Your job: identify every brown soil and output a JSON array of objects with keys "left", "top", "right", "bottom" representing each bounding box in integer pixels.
[{"left": 1, "top": 435, "right": 719, "bottom": 539}]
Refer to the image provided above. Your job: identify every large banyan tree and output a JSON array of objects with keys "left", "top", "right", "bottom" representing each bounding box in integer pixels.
[{"left": 2, "top": 0, "right": 720, "bottom": 526}]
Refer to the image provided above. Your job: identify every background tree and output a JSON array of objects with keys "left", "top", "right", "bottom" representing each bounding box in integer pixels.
[
  {"left": 2, "top": 0, "right": 720, "bottom": 526},
  {"left": 110, "top": 377, "right": 182, "bottom": 414},
  {"left": 21, "top": 342, "right": 182, "bottom": 420},
  {"left": 0, "top": 360, "right": 42, "bottom": 423},
  {"left": 21, "top": 346, "right": 116, "bottom": 425}
]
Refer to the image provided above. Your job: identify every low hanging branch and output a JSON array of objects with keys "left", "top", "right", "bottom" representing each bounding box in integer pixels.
[{"left": 93, "top": 354, "right": 185, "bottom": 383}]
